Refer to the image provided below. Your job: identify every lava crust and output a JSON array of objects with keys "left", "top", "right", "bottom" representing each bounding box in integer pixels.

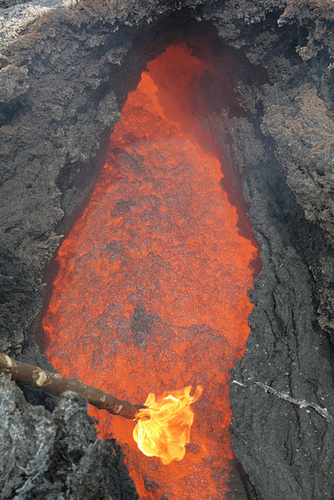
[{"left": 0, "top": 1, "right": 333, "bottom": 499}]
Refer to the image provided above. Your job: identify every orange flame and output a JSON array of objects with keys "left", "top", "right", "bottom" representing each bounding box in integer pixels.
[{"left": 133, "top": 386, "right": 203, "bottom": 465}]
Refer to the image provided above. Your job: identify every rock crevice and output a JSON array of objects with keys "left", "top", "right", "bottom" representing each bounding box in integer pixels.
[{"left": 0, "top": 1, "right": 333, "bottom": 498}]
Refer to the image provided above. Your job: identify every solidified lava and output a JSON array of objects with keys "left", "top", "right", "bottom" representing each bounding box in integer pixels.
[{"left": 43, "top": 44, "right": 260, "bottom": 499}]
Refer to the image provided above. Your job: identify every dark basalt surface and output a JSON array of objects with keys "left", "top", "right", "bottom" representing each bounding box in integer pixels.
[
  {"left": 0, "top": 372, "right": 138, "bottom": 500},
  {"left": 0, "top": 1, "right": 333, "bottom": 499}
]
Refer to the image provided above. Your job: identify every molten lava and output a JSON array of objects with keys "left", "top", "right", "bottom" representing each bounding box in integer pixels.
[
  {"left": 134, "top": 386, "right": 203, "bottom": 465},
  {"left": 43, "top": 43, "right": 260, "bottom": 499}
]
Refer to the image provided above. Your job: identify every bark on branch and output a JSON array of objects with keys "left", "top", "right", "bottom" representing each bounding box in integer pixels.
[{"left": 0, "top": 353, "right": 143, "bottom": 420}]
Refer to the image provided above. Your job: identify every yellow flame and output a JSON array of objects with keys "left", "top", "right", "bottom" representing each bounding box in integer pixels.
[{"left": 133, "top": 385, "right": 203, "bottom": 465}]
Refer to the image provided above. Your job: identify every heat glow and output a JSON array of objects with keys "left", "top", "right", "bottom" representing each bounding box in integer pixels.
[{"left": 43, "top": 43, "right": 260, "bottom": 499}]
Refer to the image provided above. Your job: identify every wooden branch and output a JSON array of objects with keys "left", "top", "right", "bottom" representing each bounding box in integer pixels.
[{"left": 0, "top": 353, "right": 143, "bottom": 420}]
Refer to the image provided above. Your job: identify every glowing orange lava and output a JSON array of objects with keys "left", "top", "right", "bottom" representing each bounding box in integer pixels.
[{"left": 43, "top": 44, "right": 260, "bottom": 499}]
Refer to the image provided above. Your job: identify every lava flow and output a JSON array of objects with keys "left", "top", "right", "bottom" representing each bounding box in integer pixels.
[{"left": 42, "top": 43, "right": 260, "bottom": 499}]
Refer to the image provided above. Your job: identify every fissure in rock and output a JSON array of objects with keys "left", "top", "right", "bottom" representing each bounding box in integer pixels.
[{"left": 41, "top": 42, "right": 260, "bottom": 499}]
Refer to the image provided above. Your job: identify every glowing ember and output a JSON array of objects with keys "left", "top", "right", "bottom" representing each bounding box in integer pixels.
[
  {"left": 42, "top": 43, "right": 260, "bottom": 498},
  {"left": 134, "top": 386, "right": 203, "bottom": 465}
]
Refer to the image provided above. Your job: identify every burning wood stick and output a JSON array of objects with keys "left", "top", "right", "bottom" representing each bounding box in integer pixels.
[{"left": 0, "top": 353, "right": 143, "bottom": 420}]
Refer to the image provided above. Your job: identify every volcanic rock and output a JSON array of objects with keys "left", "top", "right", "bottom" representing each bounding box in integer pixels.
[
  {"left": 0, "top": 373, "right": 138, "bottom": 499},
  {"left": 0, "top": 1, "right": 333, "bottom": 499}
]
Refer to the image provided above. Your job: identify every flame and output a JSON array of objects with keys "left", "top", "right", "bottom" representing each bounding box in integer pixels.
[{"left": 134, "top": 386, "right": 203, "bottom": 465}]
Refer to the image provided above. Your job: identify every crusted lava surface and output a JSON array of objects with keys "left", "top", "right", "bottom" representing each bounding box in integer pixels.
[{"left": 0, "top": 1, "right": 334, "bottom": 499}]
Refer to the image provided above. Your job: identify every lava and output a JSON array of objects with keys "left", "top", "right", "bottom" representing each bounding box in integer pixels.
[{"left": 42, "top": 43, "right": 260, "bottom": 499}]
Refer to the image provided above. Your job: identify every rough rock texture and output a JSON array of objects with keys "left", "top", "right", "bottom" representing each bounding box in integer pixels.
[
  {"left": 0, "top": 1, "right": 334, "bottom": 499},
  {"left": 0, "top": 374, "right": 138, "bottom": 499}
]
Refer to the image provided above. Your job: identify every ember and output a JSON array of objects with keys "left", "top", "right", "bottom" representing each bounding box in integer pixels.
[{"left": 43, "top": 43, "right": 259, "bottom": 498}]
